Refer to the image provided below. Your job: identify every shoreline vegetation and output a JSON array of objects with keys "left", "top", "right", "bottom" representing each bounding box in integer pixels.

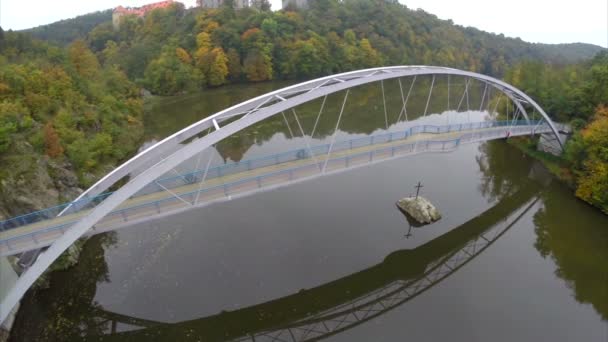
[{"left": 507, "top": 106, "right": 608, "bottom": 214}]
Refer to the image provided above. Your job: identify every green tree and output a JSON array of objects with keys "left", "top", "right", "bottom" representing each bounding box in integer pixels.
[
  {"left": 226, "top": 48, "right": 242, "bottom": 80},
  {"left": 243, "top": 49, "right": 273, "bottom": 82},
  {"left": 68, "top": 40, "right": 100, "bottom": 79}
]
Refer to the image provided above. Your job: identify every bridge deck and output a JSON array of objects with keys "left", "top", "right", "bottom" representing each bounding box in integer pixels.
[{"left": 0, "top": 122, "right": 552, "bottom": 256}]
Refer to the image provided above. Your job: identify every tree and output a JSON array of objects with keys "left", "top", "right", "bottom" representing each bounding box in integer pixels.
[
  {"left": 226, "top": 48, "right": 242, "bottom": 80},
  {"left": 68, "top": 40, "right": 100, "bottom": 79},
  {"left": 144, "top": 47, "right": 203, "bottom": 95},
  {"left": 0, "top": 121, "right": 16, "bottom": 153},
  {"left": 100, "top": 40, "right": 120, "bottom": 67},
  {"left": 568, "top": 106, "right": 608, "bottom": 213},
  {"left": 44, "top": 122, "right": 64, "bottom": 158},
  {"left": 243, "top": 50, "right": 272, "bottom": 82},
  {"left": 357, "top": 38, "right": 382, "bottom": 67},
  {"left": 206, "top": 47, "right": 229, "bottom": 86},
  {"left": 176, "top": 47, "right": 192, "bottom": 65},
  {"left": 0, "top": 26, "right": 5, "bottom": 52}
]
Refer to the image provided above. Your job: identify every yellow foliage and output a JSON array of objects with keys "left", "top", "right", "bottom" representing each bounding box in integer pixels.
[
  {"left": 573, "top": 105, "right": 608, "bottom": 213},
  {"left": 175, "top": 48, "right": 192, "bottom": 65},
  {"left": 196, "top": 32, "right": 211, "bottom": 50}
]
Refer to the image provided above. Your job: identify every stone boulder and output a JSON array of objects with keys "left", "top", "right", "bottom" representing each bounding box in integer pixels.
[{"left": 396, "top": 196, "right": 441, "bottom": 225}]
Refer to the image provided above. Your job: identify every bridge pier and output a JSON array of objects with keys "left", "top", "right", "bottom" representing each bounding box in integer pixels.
[
  {"left": 538, "top": 131, "right": 570, "bottom": 156},
  {"left": 0, "top": 257, "right": 19, "bottom": 341}
]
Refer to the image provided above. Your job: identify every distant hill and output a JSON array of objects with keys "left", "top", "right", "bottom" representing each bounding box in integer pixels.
[
  {"left": 23, "top": 1, "right": 603, "bottom": 64},
  {"left": 22, "top": 10, "right": 112, "bottom": 46},
  {"left": 531, "top": 42, "right": 605, "bottom": 64}
]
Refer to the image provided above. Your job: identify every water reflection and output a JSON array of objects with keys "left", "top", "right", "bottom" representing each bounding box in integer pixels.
[
  {"left": 533, "top": 183, "right": 608, "bottom": 320},
  {"left": 89, "top": 189, "right": 538, "bottom": 342},
  {"left": 10, "top": 233, "right": 118, "bottom": 341},
  {"left": 39, "top": 183, "right": 536, "bottom": 342}
]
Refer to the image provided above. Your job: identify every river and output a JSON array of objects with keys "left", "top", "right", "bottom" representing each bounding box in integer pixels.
[{"left": 9, "top": 80, "right": 608, "bottom": 341}]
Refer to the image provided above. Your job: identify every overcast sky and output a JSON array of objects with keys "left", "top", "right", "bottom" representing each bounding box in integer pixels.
[{"left": 1, "top": 0, "right": 606, "bottom": 47}]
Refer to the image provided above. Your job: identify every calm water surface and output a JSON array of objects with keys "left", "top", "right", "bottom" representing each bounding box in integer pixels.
[{"left": 10, "top": 81, "right": 608, "bottom": 341}]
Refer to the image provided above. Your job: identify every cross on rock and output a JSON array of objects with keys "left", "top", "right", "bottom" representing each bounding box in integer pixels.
[{"left": 415, "top": 181, "right": 423, "bottom": 199}]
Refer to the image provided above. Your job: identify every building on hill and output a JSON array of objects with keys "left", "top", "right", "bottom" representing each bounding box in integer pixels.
[
  {"left": 282, "top": 0, "right": 309, "bottom": 9},
  {"left": 196, "top": 0, "right": 265, "bottom": 9},
  {"left": 113, "top": 0, "right": 177, "bottom": 30}
]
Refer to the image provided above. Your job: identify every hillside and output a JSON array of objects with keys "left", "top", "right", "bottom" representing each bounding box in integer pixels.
[
  {"left": 532, "top": 43, "right": 605, "bottom": 64},
  {"left": 23, "top": 10, "right": 113, "bottom": 46},
  {"left": 20, "top": 2, "right": 604, "bottom": 81}
]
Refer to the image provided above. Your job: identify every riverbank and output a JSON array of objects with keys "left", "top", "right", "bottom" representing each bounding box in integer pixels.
[
  {"left": 508, "top": 136, "right": 608, "bottom": 215},
  {"left": 507, "top": 136, "right": 575, "bottom": 187}
]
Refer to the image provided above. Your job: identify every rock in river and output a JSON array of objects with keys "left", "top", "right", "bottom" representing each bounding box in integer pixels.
[{"left": 396, "top": 196, "right": 441, "bottom": 225}]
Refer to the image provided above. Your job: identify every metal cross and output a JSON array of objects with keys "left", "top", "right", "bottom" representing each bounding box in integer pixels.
[{"left": 415, "top": 181, "right": 424, "bottom": 199}]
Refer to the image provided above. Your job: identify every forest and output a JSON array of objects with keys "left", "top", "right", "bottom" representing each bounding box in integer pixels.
[
  {"left": 505, "top": 53, "right": 608, "bottom": 213},
  {"left": 0, "top": 0, "right": 606, "bottom": 216}
]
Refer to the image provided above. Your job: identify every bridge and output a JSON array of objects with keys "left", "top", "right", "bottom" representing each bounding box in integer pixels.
[{"left": 0, "top": 66, "right": 565, "bottom": 324}]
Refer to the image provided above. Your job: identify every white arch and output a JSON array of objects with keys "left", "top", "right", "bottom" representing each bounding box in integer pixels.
[{"left": 0, "top": 66, "right": 563, "bottom": 323}]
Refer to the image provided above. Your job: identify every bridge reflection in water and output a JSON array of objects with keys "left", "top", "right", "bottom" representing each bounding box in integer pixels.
[{"left": 85, "top": 182, "right": 540, "bottom": 342}]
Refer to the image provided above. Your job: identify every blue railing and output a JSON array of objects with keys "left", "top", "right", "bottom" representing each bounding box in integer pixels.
[{"left": 0, "top": 120, "right": 546, "bottom": 235}]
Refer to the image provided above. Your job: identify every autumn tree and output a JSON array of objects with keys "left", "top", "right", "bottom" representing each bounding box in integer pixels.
[
  {"left": 206, "top": 47, "right": 229, "bottom": 86},
  {"left": 226, "top": 48, "right": 242, "bottom": 80},
  {"left": 68, "top": 40, "right": 100, "bottom": 78},
  {"left": 243, "top": 50, "right": 273, "bottom": 82},
  {"left": 175, "top": 47, "right": 192, "bottom": 65},
  {"left": 44, "top": 122, "right": 64, "bottom": 158},
  {"left": 566, "top": 106, "right": 608, "bottom": 213}
]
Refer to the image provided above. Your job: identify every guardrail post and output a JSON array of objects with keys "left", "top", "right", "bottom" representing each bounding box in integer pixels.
[
  {"left": 349, "top": 140, "right": 353, "bottom": 149},
  {"left": 345, "top": 156, "right": 350, "bottom": 167},
  {"left": 391, "top": 146, "right": 395, "bottom": 156},
  {"left": 247, "top": 160, "right": 252, "bottom": 171},
  {"left": 121, "top": 211, "right": 128, "bottom": 222},
  {"left": 369, "top": 151, "right": 373, "bottom": 162},
  {"left": 289, "top": 169, "right": 293, "bottom": 181},
  {"left": 155, "top": 201, "right": 161, "bottom": 213},
  {"left": 223, "top": 184, "right": 229, "bottom": 196},
  {"left": 257, "top": 176, "right": 262, "bottom": 188}
]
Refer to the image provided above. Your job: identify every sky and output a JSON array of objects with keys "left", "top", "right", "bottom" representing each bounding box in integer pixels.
[{"left": 0, "top": 0, "right": 606, "bottom": 47}]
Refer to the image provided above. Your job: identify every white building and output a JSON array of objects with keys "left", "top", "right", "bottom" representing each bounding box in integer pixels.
[
  {"left": 197, "top": 0, "right": 250, "bottom": 8},
  {"left": 282, "top": 0, "right": 309, "bottom": 9}
]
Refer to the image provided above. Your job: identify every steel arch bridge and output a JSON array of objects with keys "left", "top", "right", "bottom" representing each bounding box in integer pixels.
[{"left": 0, "top": 66, "right": 564, "bottom": 323}]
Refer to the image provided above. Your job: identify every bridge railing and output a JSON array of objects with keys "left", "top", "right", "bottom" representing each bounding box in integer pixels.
[{"left": 0, "top": 120, "right": 548, "bottom": 236}]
